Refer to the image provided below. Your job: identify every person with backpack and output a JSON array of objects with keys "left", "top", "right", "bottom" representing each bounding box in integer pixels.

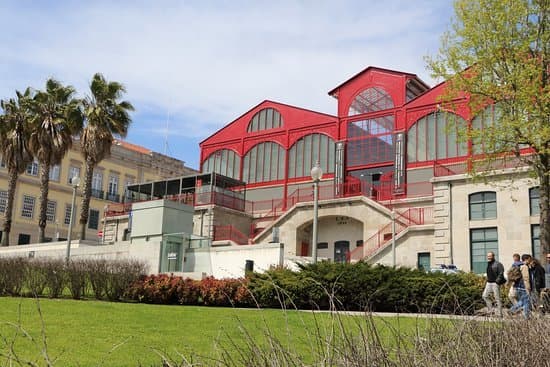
[
  {"left": 482, "top": 252, "right": 505, "bottom": 317},
  {"left": 508, "top": 254, "right": 533, "bottom": 319},
  {"left": 507, "top": 253, "right": 522, "bottom": 306}
]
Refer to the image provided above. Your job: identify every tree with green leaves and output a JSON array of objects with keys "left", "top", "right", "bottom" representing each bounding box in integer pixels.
[
  {"left": 428, "top": 0, "right": 550, "bottom": 257},
  {"left": 29, "top": 79, "right": 83, "bottom": 243},
  {"left": 0, "top": 89, "right": 34, "bottom": 246},
  {"left": 79, "top": 73, "right": 134, "bottom": 240}
]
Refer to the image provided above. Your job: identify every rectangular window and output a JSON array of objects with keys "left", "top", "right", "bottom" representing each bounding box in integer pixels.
[
  {"left": 68, "top": 166, "right": 81, "bottom": 185},
  {"left": 0, "top": 155, "right": 5, "bottom": 168},
  {"left": 46, "top": 200, "right": 56, "bottom": 222},
  {"left": 88, "top": 209, "right": 100, "bottom": 230},
  {"left": 530, "top": 187, "right": 540, "bottom": 216},
  {"left": 26, "top": 160, "right": 39, "bottom": 176},
  {"left": 108, "top": 174, "right": 119, "bottom": 195},
  {"left": 470, "top": 227, "right": 498, "bottom": 274},
  {"left": 469, "top": 192, "right": 497, "bottom": 220},
  {"left": 49, "top": 165, "right": 60, "bottom": 181},
  {"left": 21, "top": 195, "right": 35, "bottom": 219},
  {"left": 532, "top": 224, "right": 540, "bottom": 260},
  {"left": 18, "top": 233, "right": 31, "bottom": 245},
  {"left": 64, "top": 203, "right": 73, "bottom": 225},
  {"left": 0, "top": 190, "right": 7, "bottom": 214},
  {"left": 92, "top": 171, "right": 104, "bottom": 199}
]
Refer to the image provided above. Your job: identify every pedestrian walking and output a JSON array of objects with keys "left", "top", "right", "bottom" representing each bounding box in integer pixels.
[
  {"left": 482, "top": 251, "right": 505, "bottom": 317},
  {"left": 509, "top": 254, "right": 532, "bottom": 319}
]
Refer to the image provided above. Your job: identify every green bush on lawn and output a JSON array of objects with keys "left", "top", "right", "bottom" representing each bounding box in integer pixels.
[{"left": 247, "top": 262, "right": 485, "bottom": 314}]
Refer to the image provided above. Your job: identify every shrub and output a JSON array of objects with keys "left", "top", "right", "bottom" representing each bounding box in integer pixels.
[
  {"left": 105, "top": 259, "right": 147, "bottom": 301},
  {"left": 24, "top": 260, "right": 48, "bottom": 296},
  {"left": 85, "top": 259, "right": 109, "bottom": 300},
  {"left": 43, "top": 258, "right": 66, "bottom": 298},
  {"left": 246, "top": 262, "right": 485, "bottom": 314},
  {"left": 0, "top": 257, "right": 26, "bottom": 296},
  {"left": 67, "top": 260, "right": 87, "bottom": 300}
]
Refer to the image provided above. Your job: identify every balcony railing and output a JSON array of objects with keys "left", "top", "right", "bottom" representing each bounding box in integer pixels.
[
  {"left": 106, "top": 193, "right": 121, "bottom": 202},
  {"left": 91, "top": 189, "right": 104, "bottom": 200}
]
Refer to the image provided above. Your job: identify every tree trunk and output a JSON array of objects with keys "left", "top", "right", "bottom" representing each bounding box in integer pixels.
[
  {"left": 538, "top": 155, "right": 550, "bottom": 258},
  {"left": 37, "top": 163, "right": 51, "bottom": 243},
  {"left": 1, "top": 169, "right": 19, "bottom": 246},
  {"left": 79, "top": 157, "right": 95, "bottom": 240}
]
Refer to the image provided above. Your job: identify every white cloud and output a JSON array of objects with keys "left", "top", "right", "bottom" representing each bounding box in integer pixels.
[{"left": 0, "top": 0, "right": 453, "bottom": 154}]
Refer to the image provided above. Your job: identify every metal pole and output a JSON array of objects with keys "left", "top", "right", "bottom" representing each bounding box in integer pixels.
[
  {"left": 66, "top": 185, "right": 77, "bottom": 263},
  {"left": 312, "top": 180, "right": 319, "bottom": 263},
  {"left": 391, "top": 209, "right": 396, "bottom": 267}
]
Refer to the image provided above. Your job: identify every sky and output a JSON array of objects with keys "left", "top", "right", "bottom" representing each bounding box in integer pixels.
[{"left": 0, "top": 0, "right": 455, "bottom": 169}]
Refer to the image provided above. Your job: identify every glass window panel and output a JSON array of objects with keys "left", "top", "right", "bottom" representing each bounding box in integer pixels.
[
  {"left": 532, "top": 224, "right": 540, "bottom": 259},
  {"left": 46, "top": 200, "right": 56, "bottom": 223},
  {"left": 249, "top": 146, "right": 257, "bottom": 183},
  {"left": 319, "top": 135, "right": 328, "bottom": 172},
  {"left": 296, "top": 140, "right": 304, "bottom": 178},
  {"left": 259, "top": 110, "right": 266, "bottom": 131},
  {"left": 530, "top": 187, "right": 540, "bottom": 216},
  {"left": 427, "top": 114, "right": 436, "bottom": 160},
  {"left": 436, "top": 114, "right": 447, "bottom": 159},
  {"left": 266, "top": 109, "right": 273, "bottom": 130},
  {"left": 471, "top": 228, "right": 499, "bottom": 274},
  {"left": 288, "top": 146, "right": 296, "bottom": 178},
  {"left": 407, "top": 124, "right": 417, "bottom": 162},
  {"left": 256, "top": 144, "right": 264, "bottom": 182},
  {"left": 278, "top": 147, "right": 285, "bottom": 180},
  {"left": 312, "top": 134, "right": 320, "bottom": 164},
  {"left": 416, "top": 118, "right": 427, "bottom": 161},
  {"left": 328, "top": 139, "right": 335, "bottom": 173},
  {"left": 263, "top": 143, "right": 271, "bottom": 181},
  {"left": 269, "top": 144, "right": 278, "bottom": 181},
  {"left": 304, "top": 135, "right": 312, "bottom": 176},
  {"left": 243, "top": 155, "right": 250, "bottom": 183},
  {"left": 0, "top": 190, "right": 7, "bottom": 214}
]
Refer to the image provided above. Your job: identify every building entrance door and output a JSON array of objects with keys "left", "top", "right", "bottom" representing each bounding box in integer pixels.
[
  {"left": 417, "top": 252, "right": 431, "bottom": 271},
  {"left": 334, "top": 241, "right": 350, "bottom": 263}
]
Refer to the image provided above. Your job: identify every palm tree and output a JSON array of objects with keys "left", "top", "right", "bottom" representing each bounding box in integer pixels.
[
  {"left": 79, "top": 73, "right": 134, "bottom": 240},
  {"left": 0, "top": 89, "right": 33, "bottom": 246},
  {"left": 29, "top": 79, "right": 83, "bottom": 243}
]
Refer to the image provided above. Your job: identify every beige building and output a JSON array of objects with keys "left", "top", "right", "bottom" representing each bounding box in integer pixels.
[{"left": 0, "top": 139, "right": 196, "bottom": 245}]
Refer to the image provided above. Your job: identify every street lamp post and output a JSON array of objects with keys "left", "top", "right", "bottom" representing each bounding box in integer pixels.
[
  {"left": 66, "top": 176, "right": 80, "bottom": 263},
  {"left": 310, "top": 161, "right": 323, "bottom": 264}
]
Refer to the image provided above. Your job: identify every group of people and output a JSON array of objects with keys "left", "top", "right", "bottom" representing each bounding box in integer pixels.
[{"left": 482, "top": 251, "right": 550, "bottom": 318}]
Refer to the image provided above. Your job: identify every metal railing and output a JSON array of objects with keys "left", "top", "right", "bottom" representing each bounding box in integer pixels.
[{"left": 213, "top": 225, "right": 249, "bottom": 245}]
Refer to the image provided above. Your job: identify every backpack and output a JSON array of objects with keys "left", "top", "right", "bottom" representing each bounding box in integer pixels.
[{"left": 507, "top": 266, "right": 522, "bottom": 282}]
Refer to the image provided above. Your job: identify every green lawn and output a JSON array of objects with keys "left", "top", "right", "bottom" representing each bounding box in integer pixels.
[{"left": 0, "top": 297, "right": 422, "bottom": 366}]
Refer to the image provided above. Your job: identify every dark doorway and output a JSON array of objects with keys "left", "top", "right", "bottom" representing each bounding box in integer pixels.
[
  {"left": 417, "top": 252, "right": 431, "bottom": 271},
  {"left": 334, "top": 241, "right": 350, "bottom": 263}
]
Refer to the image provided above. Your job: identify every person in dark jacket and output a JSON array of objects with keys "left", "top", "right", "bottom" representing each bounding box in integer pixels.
[
  {"left": 482, "top": 252, "right": 505, "bottom": 317},
  {"left": 530, "top": 257, "right": 546, "bottom": 310}
]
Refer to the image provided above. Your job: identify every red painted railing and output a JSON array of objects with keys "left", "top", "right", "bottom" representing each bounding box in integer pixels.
[
  {"left": 347, "top": 207, "right": 432, "bottom": 262},
  {"left": 433, "top": 156, "right": 526, "bottom": 177},
  {"left": 213, "top": 225, "right": 249, "bottom": 245},
  {"left": 104, "top": 203, "right": 132, "bottom": 217}
]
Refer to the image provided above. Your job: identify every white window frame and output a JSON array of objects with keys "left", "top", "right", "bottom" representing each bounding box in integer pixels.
[
  {"left": 21, "top": 195, "right": 35, "bottom": 219},
  {"left": 26, "top": 160, "right": 39, "bottom": 176},
  {"left": 49, "top": 165, "right": 61, "bottom": 182},
  {"left": 68, "top": 166, "right": 81, "bottom": 185},
  {"left": 46, "top": 200, "right": 57, "bottom": 223}
]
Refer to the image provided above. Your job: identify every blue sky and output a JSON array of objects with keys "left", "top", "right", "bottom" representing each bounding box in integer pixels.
[{"left": 0, "top": 0, "right": 454, "bottom": 169}]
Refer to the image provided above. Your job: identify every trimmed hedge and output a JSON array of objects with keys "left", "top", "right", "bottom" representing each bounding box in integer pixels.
[
  {"left": 125, "top": 274, "right": 253, "bottom": 307},
  {"left": 246, "top": 262, "right": 486, "bottom": 314},
  {"left": 0, "top": 257, "right": 146, "bottom": 301}
]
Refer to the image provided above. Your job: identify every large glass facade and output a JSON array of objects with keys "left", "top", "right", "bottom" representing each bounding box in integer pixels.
[
  {"left": 407, "top": 112, "right": 467, "bottom": 163},
  {"left": 243, "top": 142, "right": 285, "bottom": 184},
  {"left": 288, "top": 133, "right": 335, "bottom": 178},
  {"left": 347, "top": 116, "right": 395, "bottom": 167},
  {"left": 348, "top": 87, "right": 394, "bottom": 115},
  {"left": 202, "top": 149, "right": 241, "bottom": 180},
  {"left": 247, "top": 108, "right": 283, "bottom": 132}
]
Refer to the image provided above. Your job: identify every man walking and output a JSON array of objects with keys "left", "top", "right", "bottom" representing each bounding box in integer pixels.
[{"left": 482, "top": 251, "right": 505, "bottom": 317}]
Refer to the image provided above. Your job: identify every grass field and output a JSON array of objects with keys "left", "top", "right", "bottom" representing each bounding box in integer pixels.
[{"left": 0, "top": 297, "right": 423, "bottom": 366}]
